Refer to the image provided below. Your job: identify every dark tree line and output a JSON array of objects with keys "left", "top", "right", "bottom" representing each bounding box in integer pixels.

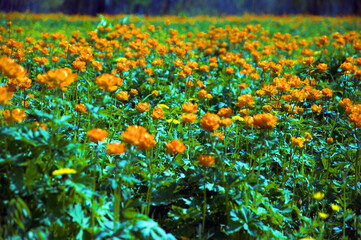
[{"left": 0, "top": 0, "right": 360, "bottom": 16}]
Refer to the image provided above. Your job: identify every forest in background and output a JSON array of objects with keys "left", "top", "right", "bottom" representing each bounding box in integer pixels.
[{"left": 1, "top": 0, "right": 361, "bottom": 16}]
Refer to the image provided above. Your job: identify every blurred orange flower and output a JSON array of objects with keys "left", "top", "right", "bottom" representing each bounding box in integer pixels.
[
  {"left": 198, "top": 155, "right": 215, "bottom": 167},
  {"left": 87, "top": 129, "right": 107, "bottom": 143},
  {"left": 107, "top": 142, "right": 127, "bottom": 155}
]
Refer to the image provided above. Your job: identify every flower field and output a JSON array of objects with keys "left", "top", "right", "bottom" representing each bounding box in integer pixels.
[{"left": 1, "top": 12, "right": 361, "bottom": 239}]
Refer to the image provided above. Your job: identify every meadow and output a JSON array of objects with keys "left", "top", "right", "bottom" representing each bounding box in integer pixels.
[{"left": 0, "top": 12, "right": 361, "bottom": 239}]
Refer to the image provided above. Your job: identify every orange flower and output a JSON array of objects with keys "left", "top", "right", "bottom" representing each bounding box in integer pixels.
[
  {"left": 252, "top": 113, "right": 278, "bottom": 129},
  {"left": 238, "top": 83, "right": 248, "bottom": 89},
  {"left": 37, "top": 68, "right": 77, "bottom": 91},
  {"left": 95, "top": 73, "right": 123, "bottom": 92},
  {"left": 0, "top": 86, "right": 14, "bottom": 104},
  {"left": 74, "top": 104, "right": 87, "bottom": 113},
  {"left": 32, "top": 121, "right": 47, "bottom": 132},
  {"left": 339, "top": 98, "right": 353, "bottom": 109},
  {"left": 116, "top": 91, "right": 130, "bottom": 101},
  {"left": 107, "top": 142, "right": 127, "bottom": 155},
  {"left": 321, "top": 88, "right": 333, "bottom": 98},
  {"left": 122, "top": 125, "right": 147, "bottom": 146},
  {"left": 198, "top": 89, "right": 207, "bottom": 98},
  {"left": 138, "top": 132, "right": 157, "bottom": 150},
  {"left": 87, "top": 129, "right": 107, "bottom": 143},
  {"left": 220, "top": 118, "right": 233, "bottom": 127},
  {"left": 316, "top": 63, "right": 328, "bottom": 72},
  {"left": 182, "top": 103, "right": 198, "bottom": 113},
  {"left": 291, "top": 137, "right": 305, "bottom": 148},
  {"left": 311, "top": 104, "right": 322, "bottom": 113},
  {"left": 0, "top": 56, "right": 27, "bottom": 80},
  {"left": 151, "top": 106, "right": 164, "bottom": 119},
  {"left": 326, "top": 137, "right": 334, "bottom": 144},
  {"left": 166, "top": 140, "right": 187, "bottom": 154},
  {"left": 236, "top": 94, "right": 255, "bottom": 108},
  {"left": 262, "top": 105, "right": 273, "bottom": 113},
  {"left": 212, "top": 131, "right": 225, "bottom": 141},
  {"left": 217, "top": 108, "right": 233, "bottom": 118},
  {"left": 2, "top": 109, "right": 26, "bottom": 123},
  {"left": 200, "top": 113, "right": 220, "bottom": 131},
  {"left": 137, "top": 102, "right": 150, "bottom": 112},
  {"left": 348, "top": 112, "right": 361, "bottom": 128},
  {"left": 181, "top": 113, "right": 197, "bottom": 123},
  {"left": 198, "top": 155, "right": 215, "bottom": 167},
  {"left": 130, "top": 89, "right": 138, "bottom": 95}
]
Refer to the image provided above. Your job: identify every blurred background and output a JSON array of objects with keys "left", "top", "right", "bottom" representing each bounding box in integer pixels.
[{"left": 1, "top": 0, "right": 360, "bottom": 16}]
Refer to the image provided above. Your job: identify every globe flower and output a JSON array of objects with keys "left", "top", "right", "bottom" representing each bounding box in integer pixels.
[
  {"left": 311, "top": 104, "right": 322, "bottom": 114},
  {"left": 212, "top": 131, "right": 225, "bottom": 141},
  {"left": 220, "top": 118, "right": 233, "bottom": 127},
  {"left": 217, "top": 108, "right": 233, "bottom": 118},
  {"left": 87, "top": 129, "right": 107, "bottom": 143},
  {"left": 238, "top": 83, "right": 248, "bottom": 89},
  {"left": 0, "top": 86, "right": 14, "bottom": 105},
  {"left": 138, "top": 132, "right": 157, "bottom": 150},
  {"left": 331, "top": 204, "right": 342, "bottom": 211},
  {"left": 166, "top": 140, "right": 187, "bottom": 155},
  {"left": 151, "top": 106, "right": 164, "bottom": 119},
  {"left": 33, "top": 121, "right": 48, "bottom": 132},
  {"left": 0, "top": 56, "right": 27, "bottom": 80},
  {"left": 107, "top": 142, "right": 127, "bottom": 155},
  {"left": 200, "top": 113, "right": 220, "bottom": 131},
  {"left": 316, "top": 63, "right": 328, "bottom": 72},
  {"left": 252, "top": 113, "right": 278, "bottom": 129},
  {"left": 236, "top": 94, "right": 255, "bottom": 108},
  {"left": 313, "top": 191, "right": 325, "bottom": 201},
  {"left": 318, "top": 212, "right": 329, "bottom": 219},
  {"left": 52, "top": 168, "right": 77, "bottom": 176},
  {"left": 198, "top": 155, "right": 215, "bottom": 167},
  {"left": 122, "top": 125, "right": 156, "bottom": 150},
  {"left": 95, "top": 73, "right": 123, "bottom": 92},
  {"left": 291, "top": 137, "right": 305, "bottom": 148},
  {"left": 321, "top": 88, "right": 333, "bottom": 98},
  {"left": 122, "top": 125, "right": 147, "bottom": 146},
  {"left": 2, "top": 109, "right": 26, "bottom": 123},
  {"left": 182, "top": 103, "right": 198, "bottom": 113},
  {"left": 130, "top": 89, "right": 138, "bottom": 95},
  {"left": 348, "top": 112, "right": 361, "bottom": 128},
  {"left": 326, "top": 137, "right": 334, "bottom": 144},
  {"left": 116, "top": 91, "right": 130, "bottom": 101},
  {"left": 74, "top": 104, "right": 87, "bottom": 113},
  {"left": 137, "top": 102, "right": 150, "bottom": 112},
  {"left": 181, "top": 113, "right": 197, "bottom": 123},
  {"left": 37, "top": 67, "right": 77, "bottom": 91},
  {"left": 339, "top": 98, "right": 353, "bottom": 109}
]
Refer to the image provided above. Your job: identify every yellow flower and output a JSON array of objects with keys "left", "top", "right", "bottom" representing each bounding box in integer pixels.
[
  {"left": 299, "top": 237, "right": 316, "bottom": 240},
  {"left": 158, "top": 104, "right": 169, "bottom": 109},
  {"left": 52, "top": 168, "right": 77, "bottom": 176},
  {"left": 188, "top": 98, "right": 199, "bottom": 102},
  {"left": 318, "top": 212, "right": 329, "bottom": 219},
  {"left": 331, "top": 204, "right": 342, "bottom": 211},
  {"left": 232, "top": 116, "right": 244, "bottom": 122},
  {"left": 166, "top": 119, "right": 180, "bottom": 124},
  {"left": 313, "top": 191, "right": 325, "bottom": 201},
  {"left": 116, "top": 57, "right": 127, "bottom": 62}
]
